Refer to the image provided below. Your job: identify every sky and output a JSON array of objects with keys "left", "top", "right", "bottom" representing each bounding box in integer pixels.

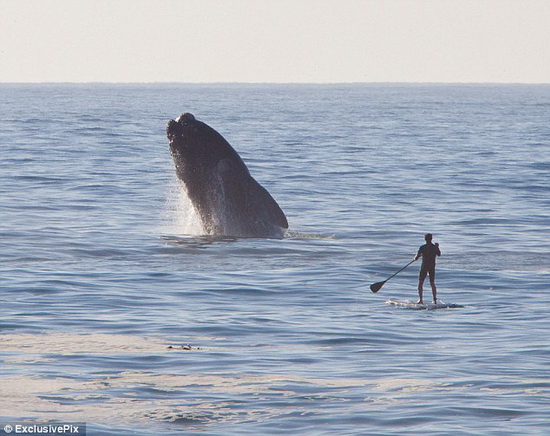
[{"left": 1, "top": 0, "right": 550, "bottom": 83}]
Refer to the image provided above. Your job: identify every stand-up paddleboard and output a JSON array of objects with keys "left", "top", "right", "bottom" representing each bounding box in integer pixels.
[{"left": 386, "top": 298, "right": 464, "bottom": 310}]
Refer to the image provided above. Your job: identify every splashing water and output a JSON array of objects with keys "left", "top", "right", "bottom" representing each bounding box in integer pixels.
[{"left": 162, "top": 178, "right": 203, "bottom": 236}]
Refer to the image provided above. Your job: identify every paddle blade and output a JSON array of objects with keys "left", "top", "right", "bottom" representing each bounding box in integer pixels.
[{"left": 370, "top": 281, "right": 386, "bottom": 293}]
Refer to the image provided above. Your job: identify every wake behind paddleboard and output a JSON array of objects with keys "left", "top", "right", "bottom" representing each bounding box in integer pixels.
[{"left": 386, "top": 298, "right": 464, "bottom": 310}]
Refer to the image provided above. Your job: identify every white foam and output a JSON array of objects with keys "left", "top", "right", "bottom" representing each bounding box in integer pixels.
[{"left": 386, "top": 298, "right": 464, "bottom": 310}]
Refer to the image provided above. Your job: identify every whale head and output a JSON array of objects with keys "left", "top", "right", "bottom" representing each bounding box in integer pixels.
[
  {"left": 166, "top": 113, "right": 245, "bottom": 182},
  {"left": 166, "top": 112, "right": 196, "bottom": 144},
  {"left": 166, "top": 113, "right": 288, "bottom": 238}
]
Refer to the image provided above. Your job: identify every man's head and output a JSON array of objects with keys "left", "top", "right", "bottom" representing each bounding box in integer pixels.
[{"left": 425, "top": 233, "right": 433, "bottom": 242}]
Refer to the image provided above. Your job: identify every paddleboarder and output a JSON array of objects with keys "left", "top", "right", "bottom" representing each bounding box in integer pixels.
[{"left": 414, "top": 233, "right": 441, "bottom": 304}]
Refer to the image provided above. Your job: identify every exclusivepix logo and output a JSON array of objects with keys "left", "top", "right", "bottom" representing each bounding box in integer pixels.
[{"left": 2, "top": 424, "right": 84, "bottom": 434}]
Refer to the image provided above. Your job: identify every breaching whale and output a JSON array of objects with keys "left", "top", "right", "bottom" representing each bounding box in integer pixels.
[{"left": 166, "top": 113, "right": 288, "bottom": 238}]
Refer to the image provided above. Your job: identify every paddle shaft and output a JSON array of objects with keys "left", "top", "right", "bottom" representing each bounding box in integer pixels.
[
  {"left": 383, "top": 258, "right": 417, "bottom": 284},
  {"left": 370, "top": 258, "right": 417, "bottom": 292}
]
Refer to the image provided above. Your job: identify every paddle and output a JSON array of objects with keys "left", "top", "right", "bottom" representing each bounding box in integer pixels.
[{"left": 370, "top": 258, "right": 417, "bottom": 293}]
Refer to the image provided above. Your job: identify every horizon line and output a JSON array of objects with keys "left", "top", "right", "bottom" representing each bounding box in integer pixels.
[{"left": 1, "top": 81, "right": 549, "bottom": 86}]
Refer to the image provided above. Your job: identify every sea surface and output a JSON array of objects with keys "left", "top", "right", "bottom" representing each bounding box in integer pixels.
[{"left": 0, "top": 84, "right": 549, "bottom": 435}]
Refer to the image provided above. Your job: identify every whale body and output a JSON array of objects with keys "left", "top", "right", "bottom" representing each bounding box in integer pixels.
[{"left": 166, "top": 113, "right": 288, "bottom": 238}]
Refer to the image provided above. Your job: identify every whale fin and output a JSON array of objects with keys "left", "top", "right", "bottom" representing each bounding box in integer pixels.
[
  {"left": 245, "top": 177, "right": 289, "bottom": 229},
  {"left": 216, "top": 158, "right": 288, "bottom": 236}
]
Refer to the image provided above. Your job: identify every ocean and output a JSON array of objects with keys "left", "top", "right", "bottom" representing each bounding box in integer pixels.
[{"left": 0, "top": 83, "right": 548, "bottom": 435}]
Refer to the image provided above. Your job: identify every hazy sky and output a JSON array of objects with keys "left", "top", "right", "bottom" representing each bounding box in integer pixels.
[{"left": 1, "top": 0, "right": 549, "bottom": 83}]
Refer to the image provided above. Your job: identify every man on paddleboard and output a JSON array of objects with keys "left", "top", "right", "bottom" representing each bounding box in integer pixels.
[{"left": 414, "top": 233, "right": 441, "bottom": 304}]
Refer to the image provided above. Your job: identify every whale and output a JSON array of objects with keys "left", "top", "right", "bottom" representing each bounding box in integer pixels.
[{"left": 166, "top": 113, "right": 288, "bottom": 238}]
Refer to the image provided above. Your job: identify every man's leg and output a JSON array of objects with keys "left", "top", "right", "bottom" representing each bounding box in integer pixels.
[
  {"left": 429, "top": 268, "right": 437, "bottom": 303},
  {"left": 417, "top": 268, "right": 426, "bottom": 304}
]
